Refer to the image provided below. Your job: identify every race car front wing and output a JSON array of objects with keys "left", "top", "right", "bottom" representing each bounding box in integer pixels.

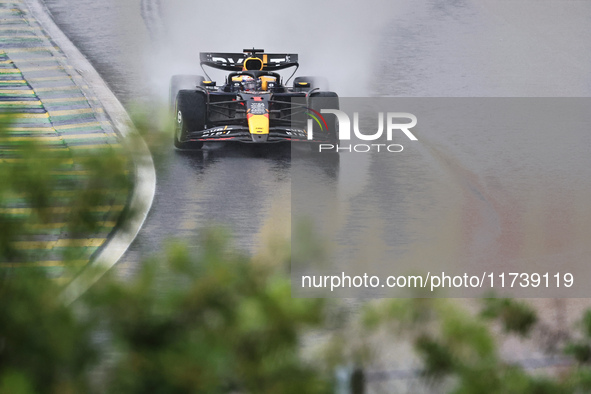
[{"left": 186, "top": 125, "right": 322, "bottom": 143}]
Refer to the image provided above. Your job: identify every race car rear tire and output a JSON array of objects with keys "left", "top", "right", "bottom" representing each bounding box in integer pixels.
[
  {"left": 169, "top": 75, "right": 205, "bottom": 110},
  {"left": 309, "top": 91, "right": 339, "bottom": 151},
  {"left": 294, "top": 76, "right": 329, "bottom": 91},
  {"left": 174, "top": 90, "right": 206, "bottom": 150}
]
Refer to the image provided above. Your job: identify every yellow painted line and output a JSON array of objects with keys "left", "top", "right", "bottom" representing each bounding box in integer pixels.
[
  {"left": 49, "top": 108, "right": 100, "bottom": 117},
  {"left": 2, "top": 135, "right": 59, "bottom": 141},
  {"left": 0, "top": 79, "right": 26, "bottom": 84},
  {"left": 0, "top": 68, "right": 21, "bottom": 74},
  {"left": 0, "top": 260, "right": 87, "bottom": 268},
  {"left": 4, "top": 190, "right": 126, "bottom": 199},
  {"left": 42, "top": 97, "right": 90, "bottom": 103},
  {"left": 5, "top": 127, "right": 53, "bottom": 132},
  {"left": 27, "top": 75, "right": 71, "bottom": 82},
  {"left": 0, "top": 27, "right": 33, "bottom": 31},
  {"left": 60, "top": 238, "right": 106, "bottom": 248},
  {"left": 35, "top": 85, "right": 81, "bottom": 92},
  {"left": 0, "top": 26, "right": 35, "bottom": 31},
  {"left": 19, "top": 65, "right": 72, "bottom": 72},
  {"left": 4, "top": 47, "right": 58, "bottom": 53},
  {"left": 0, "top": 89, "right": 34, "bottom": 94},
  {"left": 28, "top": 223, "right": 69, "bottom": 230},
  {"left": 0, "top": 112, "right": 47, "bottom": 119},
  {"left": 54, "top": 121, "right": 101, "bottom": 131},
  {"left": 13, "top": 238, "right": 106, "bottom": 250},
  {"left": 3, "top": 56, "right": 62, "bottom": 63},
  {"left": 0, "top": 100, "right": 41, "bottom": 105},
  {"left": 2, "top": 133, "right": 115, "bottom": 142},
  {"left": 0, "top": 133, "right": 117, "bottom": 145},
  {"left": 25, "top": 221, "right": 117, "bottom": 229},
  {"left": 0, "top": 35, "right": 40, "bottom": 39},
  {"left": 7, "top": 189, "right": 124, "bottom": 198},
  {"left": 62, "top": 132, "right": 116, "bottom": 139},
  {"left": 29, "top": 223, "right": 67, "bottom": 229},
  {"left": 0, "top": 205, "right": 124, "bottom": 214}
]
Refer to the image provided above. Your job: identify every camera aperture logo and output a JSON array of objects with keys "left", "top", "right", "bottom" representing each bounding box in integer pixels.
[
  {"left": 305, "top": 108, "right": 329, "bottom": 133},
  {"left": 306, "top": 110, "right": 418, "bottom": 153}
]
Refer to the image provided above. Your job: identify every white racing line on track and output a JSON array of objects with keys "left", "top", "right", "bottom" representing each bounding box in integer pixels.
[{"left": 24, "top": 0, "right": 157, "bottom": 304}]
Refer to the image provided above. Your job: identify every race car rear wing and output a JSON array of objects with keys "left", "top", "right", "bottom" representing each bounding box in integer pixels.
[{"left": 200, "top": 50, "right": 299, "bottom": 71}]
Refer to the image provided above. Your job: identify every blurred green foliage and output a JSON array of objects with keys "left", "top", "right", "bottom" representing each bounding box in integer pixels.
[
  {"left": 86, "top": 231, "right": 333, "bottom": 394},
  {"left": 0, "top": 115, "right": 130, "bottom": 267},
  {"left": 0, "top": 269, "right": 97, "bottom": 394},
  {"left": 363, "top": 297, "right": 591, "bottom": 393},
  {"left": 480, "top": 297, "right": 538, "bottom": 337},
  {"left": 0, "top": 116, "right": 335, "bottom": 393},
  {"left": 5, "top": 113, "right": 591, "bottom": 393},
  {"left": 0, "top": 228, "right": 335, "bottom": 393}
]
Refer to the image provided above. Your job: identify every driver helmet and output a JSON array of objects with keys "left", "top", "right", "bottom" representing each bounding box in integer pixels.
[{"left": 241, "top": 75, "right": 257, "bottom": 91}]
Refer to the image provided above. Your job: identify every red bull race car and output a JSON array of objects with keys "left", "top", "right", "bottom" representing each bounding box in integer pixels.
[{"left": 170, "top": 48, "right": 338, "bottom": 150}]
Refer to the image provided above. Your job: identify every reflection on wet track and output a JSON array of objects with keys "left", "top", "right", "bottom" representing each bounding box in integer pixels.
[
  {"left": 43, "top": 0, "right": 591, "bottom": 300},
  {"left": 39, "top": 0, "right": 591, "bottom": 386}
]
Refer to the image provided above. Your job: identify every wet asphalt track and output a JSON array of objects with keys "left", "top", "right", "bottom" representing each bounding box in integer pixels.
[
  {"left": 42, "top": 0, "right": 591, "bottom": 298},
  {"left": 39, "top": 0, "right": 591, "bottom": 386},
  {"left": 42, "top": 0, "right": 297, "bottom": 264}
]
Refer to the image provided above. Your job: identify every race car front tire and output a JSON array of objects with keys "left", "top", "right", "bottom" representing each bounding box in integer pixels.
[
  {"left": 174, "top": 90, "right": 206, "bottom": 150},
  {"left": 169, "top": 74, "right": 205, "bottom": 111},
  {"left": 308, "top": 91, "right": 339, "bottom": 151}
]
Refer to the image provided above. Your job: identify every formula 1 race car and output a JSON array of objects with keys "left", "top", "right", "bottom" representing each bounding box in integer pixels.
[{"left": 170, "top": 48, "right": 338, "bottom": 150}]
